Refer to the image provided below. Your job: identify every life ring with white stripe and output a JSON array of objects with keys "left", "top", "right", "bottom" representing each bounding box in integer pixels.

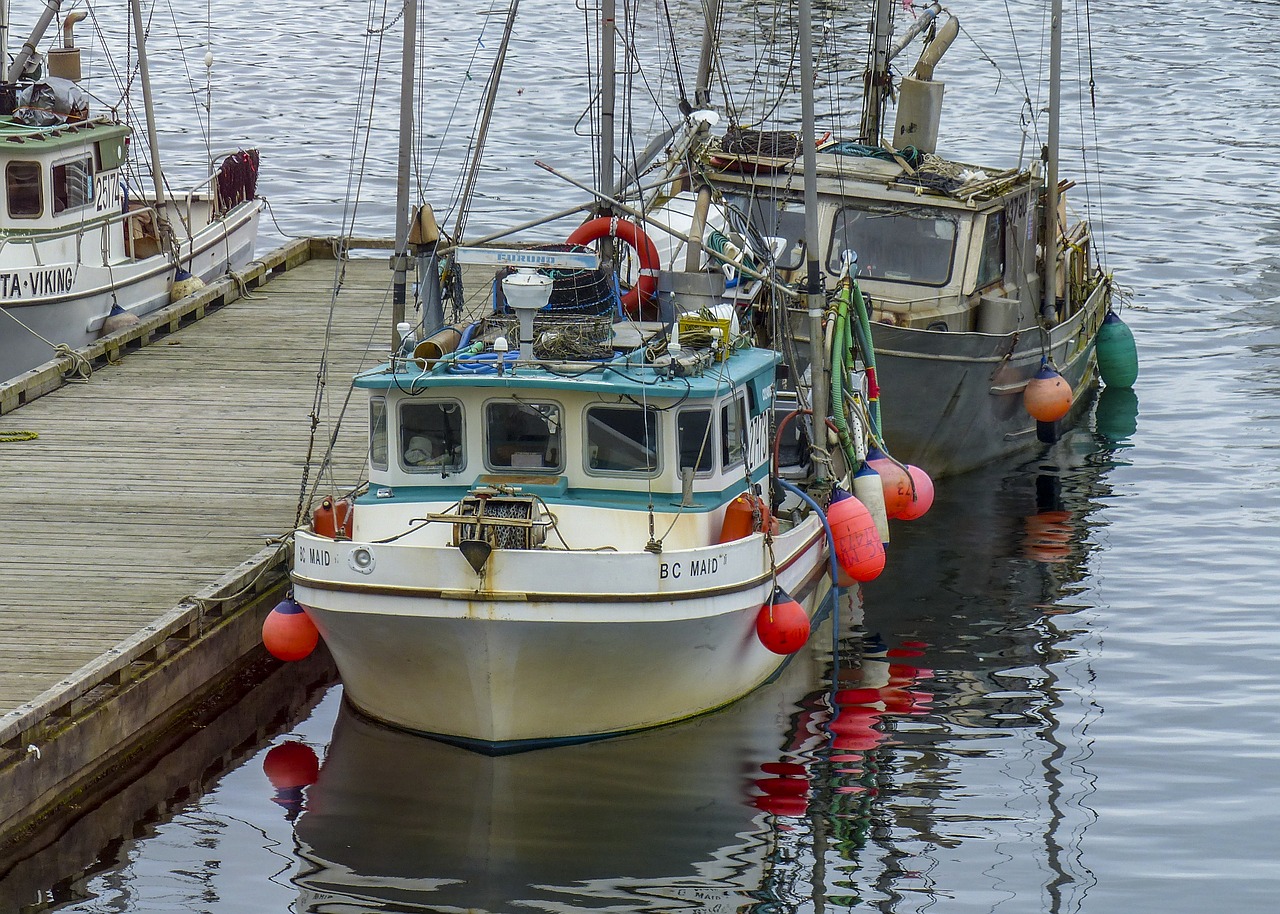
[{"left": 566, "top": 216, "right": 660, "bottom": 316}]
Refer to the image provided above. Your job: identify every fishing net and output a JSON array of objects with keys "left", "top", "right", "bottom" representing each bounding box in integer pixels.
[
  {"left": 477, "top": 311, "right": 614, "bottom": 361},
  {"left": 718, "top": 127, "right": 802, "bottom": 159},
  {"left": 495, "top": 244, "right": 615, "bottom": 316},
  {"left": 216, "top": 149, "right": 260, "bottom": 212}
]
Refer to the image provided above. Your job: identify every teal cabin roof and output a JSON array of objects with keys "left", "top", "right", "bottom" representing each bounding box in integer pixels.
[{"left": 354, "top": 346, "right": 780, "bottom": 399}]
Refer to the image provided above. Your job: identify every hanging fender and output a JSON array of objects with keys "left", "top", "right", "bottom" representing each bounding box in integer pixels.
[{"left": 566, "top": 216, "right": 660, "bottom": 316}]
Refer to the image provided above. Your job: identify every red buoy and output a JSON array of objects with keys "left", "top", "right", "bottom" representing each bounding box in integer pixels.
[
  {"left": 896, "top": 465, "right": 935, "bottom": 520},
  {"left": 1024, "top": 362, "right": 1072, "bottom": 422},
  {"left": 262, "top": 597, "right": 319, "bottom": 661},
  {"left": 827, "top": 490, "right": 886, "bottom": 582},
  {"left": 263, "top": 741, "right": 320, "bottom": 790},
  {"left": 755, "top": 587, "right": 810, "bottom": 654}
]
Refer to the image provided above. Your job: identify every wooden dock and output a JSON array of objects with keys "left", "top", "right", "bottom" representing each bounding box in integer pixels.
[{"left": 0, "top": 239, "right": 392, "bottom": 843}]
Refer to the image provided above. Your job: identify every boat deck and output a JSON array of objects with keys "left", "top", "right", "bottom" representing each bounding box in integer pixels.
[{"left": 0, "top": 241, "right": 386, "bottom": 841}]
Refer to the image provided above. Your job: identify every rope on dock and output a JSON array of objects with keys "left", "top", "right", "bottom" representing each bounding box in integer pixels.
[{"left": 0, "top": 430, "right": 38, "bottom": 442}]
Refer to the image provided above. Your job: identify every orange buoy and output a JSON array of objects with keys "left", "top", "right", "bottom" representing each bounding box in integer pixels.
[
  {"left": 313, "top": 496, "right": 354, "bottom": 540},
  {"left": 755, "top": 587, "right": 810, "bottom": 654},
  {"left": 262, "top": 597, "right": 320, "bottom": 661},
  {"left": 866, "top": 449, "right": 912, "bottom": 519},
  {"left": 1024, "top": 361, "right": 1073, "bottom": 422},
  {"left": 718, "top": 492, "right": 779, "bottom": 542},
  {"left": 896, "top": 465, "right": 935, "bottom": 520},
  {"left": 827, "top": 489, "right": 886, "bottom": 582}
]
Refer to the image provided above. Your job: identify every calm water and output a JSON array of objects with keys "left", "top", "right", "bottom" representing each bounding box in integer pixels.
[{"left": 4, "top": 0, "right": 1280, "bottom": 911}]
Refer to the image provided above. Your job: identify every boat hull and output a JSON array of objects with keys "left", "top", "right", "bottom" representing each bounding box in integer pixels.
[
  {"left": 870, "top": 283, "right": 1108, "bottom": 476},
  {"left": 0, "top": 199, "right": 260, "bottom": 382},
  {"left": 292, "top": 517, "right": 830, "bottom": 750}
]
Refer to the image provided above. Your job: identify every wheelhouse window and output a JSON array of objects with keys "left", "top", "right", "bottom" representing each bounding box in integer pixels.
[
  {"left": 721, "top": 396, "right": 746, "bottom": 468},
  {"left": 586, "top": 405, "right": 658, "bottom": 474},
  {"left": 727, "top": 193, "right": 806, "bottom": 270},
  {"left": 401, "top": 399, "right": 465, "bottom": 474},
  {"left": 486, "top": 400, "right": 563, "bottom": 471},
  {"left": 7, "top": 161, "right": 42, "bottom": 217},
  {"left": 827, "top": 204, "right": 958, "bottom": 286},
  {"left": 53, "top": 156, "right": 94, "bottom": 214},
  {"left": 369, "top": 397, "right": 389, "bottom": 471},
  {"left": 677, "top": 408, "right": 714, "bottom": 474},
  {"left": 977, "top": 211, "right": 1006, "bottom": 289}
]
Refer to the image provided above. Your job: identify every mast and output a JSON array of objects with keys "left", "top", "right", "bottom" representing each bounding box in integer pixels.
[
  {"left": 798, "top": 0, "right": 827, "bottom": 437},
  {"left": 693, "top": 0, "right": 721, "bottom": 109},
  {"left": 391, "top": 0, "right": 417, "bottom": 347},
  {"left": 1041, "top": 0, "right": 1063, "bottom": 321},
  {"left": 858, "top": 0, "right": 894, "bottom": 145},
  {"left": 598, "top": 0, "right": 617, "bottom": 205},
  {"left": 129, "top": 0, "right": 166, "bottom": 207}
]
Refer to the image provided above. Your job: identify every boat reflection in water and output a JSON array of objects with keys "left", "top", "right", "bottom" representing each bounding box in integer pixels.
[
  {"left": 274, "top": 399, "right": 1136, "bottom": 913},
  {"left": 285, "top": 599, "right": 847, "bottom": 914}
]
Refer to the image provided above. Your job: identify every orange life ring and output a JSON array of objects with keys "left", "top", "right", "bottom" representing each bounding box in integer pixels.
[{"left": 566, "top": 216, "right": 660, "bottom": 316}]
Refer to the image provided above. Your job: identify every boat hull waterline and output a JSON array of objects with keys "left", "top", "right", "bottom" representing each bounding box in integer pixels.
[
  {"left": 293, "top": 517, "right": 830, "bottom": 749},
  {"left": 873, "top": 282, "right": 1109, "bottom": 476}
]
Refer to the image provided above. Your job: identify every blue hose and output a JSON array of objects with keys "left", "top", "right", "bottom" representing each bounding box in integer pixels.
[{"left": 775, "top": 478, "right": 842, "bottom": 660}]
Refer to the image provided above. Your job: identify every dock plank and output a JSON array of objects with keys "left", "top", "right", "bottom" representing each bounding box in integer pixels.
[{"left": 0, "top": 253, "right": 391, "bottom": 714}]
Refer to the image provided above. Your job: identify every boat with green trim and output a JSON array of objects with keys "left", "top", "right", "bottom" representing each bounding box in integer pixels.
[{"left": 0, "top": 2, "right": 260, "bottom": 383}]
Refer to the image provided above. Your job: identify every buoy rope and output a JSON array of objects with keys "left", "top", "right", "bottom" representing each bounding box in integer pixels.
[{"left": 0, "top": 430, "right": 39, "bottom": 442}]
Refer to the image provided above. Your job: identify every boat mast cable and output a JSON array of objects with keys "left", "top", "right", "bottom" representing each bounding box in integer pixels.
[
  {"left": 392, "top": 0, "right": 417, "bottom": 347},
  {"left": 1041, "top": 0, "right": 1062, "bottom": 322},
  {"left": 452, "top": 1, "right": 520, "bottom": 242},
  {"left": 128, "top": 0, "right": 166, "bottom": 208}
]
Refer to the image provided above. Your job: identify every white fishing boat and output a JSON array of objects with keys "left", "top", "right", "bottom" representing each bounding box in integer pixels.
[
  {"left": 638, "top": 0, "right": 1133, "bottom": 477},
  {"left": 275, "top": 0, "right": 905, "bottom": 752},
  {"left": 288, "top": 248, "right": 841, "bottom": 750},
  {"left": 0, "top": 1, "right": 261, "bottom": 383}
]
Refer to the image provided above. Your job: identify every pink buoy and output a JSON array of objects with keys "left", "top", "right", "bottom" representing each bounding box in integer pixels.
[
  {"left": 755, "top": 587, "right": 810, "bottom": 654},
  {"left": 866, "top": 448, "right": 912, "bottom": 519},
  {"left": 827, "top": 489, "right": 886, "bottom": 582},
  {"left": 896, "top": 465, "right": 935, "bottom": 520},
  {"left": 1024, "top": 362, "right": 1073, "bottom": 422},
  {"left": 262, "top": 597, "right": 320, "bottom": 662}
]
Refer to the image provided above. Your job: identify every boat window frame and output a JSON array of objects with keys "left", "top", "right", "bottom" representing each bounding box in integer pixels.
[
  {"left": 976, "top": 210, "right": 1006, "bottom": 289},
  {"left": 483, "top": 397, "right": 565, "bottom": 474},
  {"left": 582, "top": 403, "right": 661, "bottom": 478},
  {"left": 721, "top": 391, "right": 748, "bottom": 469},
  {"left": 724, "top": 192, "right": 807, "bottom": 271},
  {"left": 369, "top": 397, "right": 389, "bottom": 472},
  {"left": 676, "top": 406, "right": 716, "bottom": 477},
  {"left": 399, "top": 397, "right": 466, "bottom": 476},
  {"left": 826, "top": 202, "right": 960, "bottom": 287},
  {"left": 6, "top": 160, "right": 43, "bottom": 219},
  {"left": 52, "top": 153, "right": 95, "bottom": 216}
]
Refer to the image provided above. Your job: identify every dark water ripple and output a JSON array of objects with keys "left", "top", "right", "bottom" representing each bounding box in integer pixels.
[{"left": 4, "top": 0, "right": 1280, "bottom": 911}]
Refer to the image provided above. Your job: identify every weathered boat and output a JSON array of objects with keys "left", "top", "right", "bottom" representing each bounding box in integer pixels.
[
  {"left": 640, "top": 0, "right": 1125, "bottom": 477},
  {"left": 0, "top": 1, "right": 260, "bottom": 383}
]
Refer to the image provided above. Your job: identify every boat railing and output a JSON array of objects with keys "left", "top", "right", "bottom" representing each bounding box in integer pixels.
[{"left": 0, "top": 205, "right": 163, "bottom": 267}]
